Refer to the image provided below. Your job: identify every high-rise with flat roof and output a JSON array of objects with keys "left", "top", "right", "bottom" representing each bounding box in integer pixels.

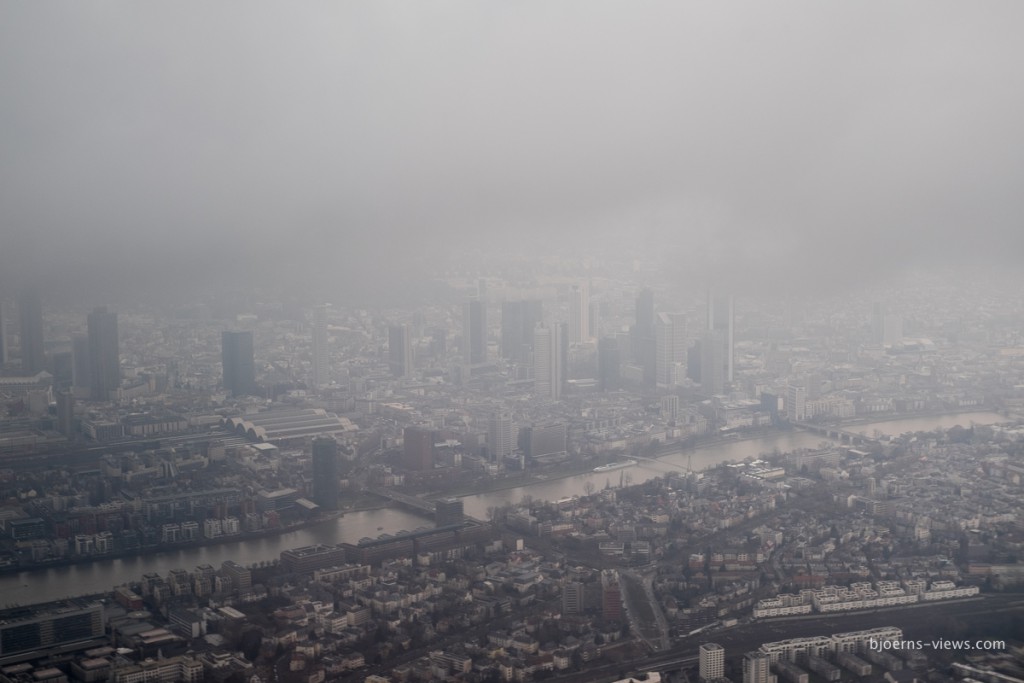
[
  {"left": 562, "top": 581, "right": 584, "bottom": 615},
  {"left": 601, "top": 570, "right": 623, "bottom": 621},
  {"left": 743, "top": 652, "right": 774, "bottom": 683},
  {"left": 488, "top": 410, "right": 513, "bottom": 461},
  {"left": 0, "top": 300, "right": 7, "bottom": 365},
  {"left": 311, "top": 304, "right": 329, "bottom": 389},
  {"left": 701, "top": 330, "right": 725, "bottom": 396},
  {"left": 434, "top": 498, "right": 464, "bottom": 528},
  {"left": 18, "top": 290, "right": 45, "bottom": 374},
  {"left": 655, "top": 312, "right": 687, "bottom": 387},
  {"left": 568, "top": 283, "right": 590, "bottom": 344},
  {"left": 72, "top": 334, "right": 91, "bottom": 395},
  {"left": 707, "top": 291, "right": 734, "bottom": 383},
  {"left": 462, "top": 299, "right": 487, "bottom": 364},
  {"left": 501, "top": 300, "right": 543, "bottom": 363},
  {"left": 222, "top": 330, "right": 255, "bottom": 397},
  {"left": 220, "top": 560, "right": 252, "bottom": 592},
  {"left": 404, "top": 426, "right": 435, "bottom": 471},
  {"left": 87, "top": 307, "right": 119, "bottom": 400},
  {"left": 0, "top": 600, "right": 104, "bottom": 657},
  {"left": 311, "top": 438, "right": 340, "bottom": 510},
  {"left": 388, "top": 323, "right": 413, "bottom": 378},
  {"left": 598, "top": 336, "right": 621, "bottom": 391},
  {"left": 700, "top": 643, "right": 725, "bottom": 681},
  {"left": 533, "top": 324, "right": 564, "bottom": 400}
]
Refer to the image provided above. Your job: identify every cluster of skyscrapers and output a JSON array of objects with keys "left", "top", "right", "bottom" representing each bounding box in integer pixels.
[
  {"left": 1, "top": 293, "right": 120, "bottom": 401},
  {"left": 0, "top": 282, "right": 742, "bottom": 416}
]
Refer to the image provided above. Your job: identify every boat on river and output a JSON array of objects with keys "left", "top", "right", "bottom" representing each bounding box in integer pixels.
[{"left": 593, "top": 459, "right": 637, "bottom": 472}]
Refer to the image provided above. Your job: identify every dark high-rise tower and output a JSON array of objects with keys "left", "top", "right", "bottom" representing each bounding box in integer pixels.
[
  {"left": 655, "top": 312, "right": 687, "bottom": 388},
  {"left": 72, "top": 334, "right": 92, "bottom": 395},
  {"left": 434, "top": 497, "right": 464, "bottom": 528},
  {"left": 500, "top": 300, "right": 543, "bottom": 363},
  {"left": 462, "top": 299, "right": 487, "bottom": 364},
  {"left": 56, "top": 390, "right": 74, "bottom": 436},
  {"left": 388, "top": 323, "right": 413, "bottom": 378},
  {"left": 221, "top": 330, "right": 256, "bottom": 397},
  {"left": 311, "top": 304, "right": 329, "bottom": 389},
  {"left": 403, "top": 426, "right": 435, "bottom": 471},
  {"left": 0, "top": 300, "right": 7, "bottom": 365},
  {"left": 311, "top": 438, "right": 340, "bottom": 511},
  {"left": 632, "top": 288, "right": 657, "bottom": 387},
  {"left": 87, "top": 307, "right": 119, "bottom": 400},
  {"left": 635, "top": 288, "right": 655, "bottom": 340},
  {"left": 701, "top": 330, "right": 725, "bottom": 396},
  {"left": 707, "top": 291, "right": 734, "bottom": 384},
  {"left": 18, "top": 291, "right": 45, "bottom": 374},
  {"left": 597, "top": 336, "right": 621, "bottom": 392}
]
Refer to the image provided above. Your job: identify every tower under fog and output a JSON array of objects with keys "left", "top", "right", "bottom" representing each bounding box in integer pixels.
[
  {"left": 500, "top": 300, "right": 543, "bottom": 363},
  {"left": 311, "top": 438, "right": 340, "bottom": 511},
  {"left": 533, "top": 324, "right": 564, "bottom": 400},
  {"left": 388, "top": 323, "right": 413, "bottom": 378},
  {"left": 462, "top": 299, "right": 487, "bottom": 364},
  {"left": 0, "top": 300, "right": 7, "bottom": 365},
  {"left": 222, "top": 330, "right": 256, "bottom": 397},
  {"left": 434, "top": 497, "right": 464, "bottom": 528},
  {"left": 568, "top": 283, "right": 590, "bottom": 344},
  {"left": 87, "top": 307, "right": 119, "bottom": 400},
  {"left": 311, "top": 304, "right": 329, "bottom": 389},
  {"left": 18, "top": 290, "right": 45, "bottom": 374},
  {"left": 655, "top": 312, "right": 687, "bottom": 388},
  {"left": 707, "top": 291, "right": 734, "bottom": 384}
]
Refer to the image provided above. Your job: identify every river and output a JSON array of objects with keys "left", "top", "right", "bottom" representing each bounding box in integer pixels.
[{"left": 0, "top": 410, "right": 1006, "bottom": 604}]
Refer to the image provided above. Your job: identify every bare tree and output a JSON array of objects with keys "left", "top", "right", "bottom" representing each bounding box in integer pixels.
[{"left": 583, "top": 480, "right": 595, "bottom": 497}]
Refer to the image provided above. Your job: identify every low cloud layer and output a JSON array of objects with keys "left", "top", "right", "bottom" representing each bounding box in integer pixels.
[{"left": 2, "top": 2, "right": 1023, "bottom": 299}]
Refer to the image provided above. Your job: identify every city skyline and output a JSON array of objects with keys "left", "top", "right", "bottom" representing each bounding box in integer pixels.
[{"left": 1, "top": 2, "right": 1024, "bottom": 681}]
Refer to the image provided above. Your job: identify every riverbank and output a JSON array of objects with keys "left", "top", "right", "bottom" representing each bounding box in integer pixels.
[
  {"left": 421, "top": 424, "right": 803, "bottom": 502},
  {"left": 0, "top": 510, "right": 346, "bottom": 577}
]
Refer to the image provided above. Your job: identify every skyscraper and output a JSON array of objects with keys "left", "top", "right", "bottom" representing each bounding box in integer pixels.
[
  {"left": 601, "top": 569, "right": 623, "bottom": 621},
  {"left": 388, "top": 323, "right": 413, "bottom": 378},
  {"left": 0, "top": 300, "right": 7, "bottom": 365},
  {"left": 311, "top": 304, "right": 329, "bottom": 389},
  {"left": 488, "top": 410, "right": 513, "bottom": 461},
  {"left": 568, "top": 283, "right": 590, "bottom": 344},
  {"left": 588, "top": 299, "right": 601, "bottom": 340},
  {"left": 743, "top": 652, "right": 773, "bottom": 683},
  {"left": 635, "top": 288, "right": 655, "bottom": 341},
  {"left": 699, "top": 643, "right": 725, "bottom": 681},
  {"left": 597, "top": 336, "right": 621, "bottom": 391},
  {"left": 434, "top": 498, "right": 464, "bottom": 528},
  {"left": 311, "top": 438, "right": 340, "bottom": 511},
  {"left": 56, "top": 390, "right": 74, "bottom": 436},
  {"left": 701, "top": 330, "right": 725, "bottom": 395},
  {"left": 18, "top": 290, "right": 45, "bottom": 374},
  {"left": 221, "top": 330, "right": 255, "bottom": 397},
  {"left": 871, "top": 303, "right": 903, "bottom": 346},
  {"left": 562, "top": 581, "right": 584, "bottom": 615},
  {"left": 707, "top": 291, "right": 735, "bottom": 383},
  {"left": 655, "top": 312, "right": 687, "bottom": 387},
  {"left": 403, "top": 426, "right": 435, "bottom": 471},
  {"left": 87, "top": 307, "right": 119, "bottom": 400},
  {"left": 533, "top": 324, "right": 563, "bottom": 400},
  {"left": 72, "top": 334, "right": 92, "bottom": 395},
  {"left": 462, "top": 299, "right": 487, "bottom": 364},
  {"left": 500, "top": 300, "right": 543, "bottom": 363},
  {"left": 786, "top": 383, "right": 807, "bottom": 421}
]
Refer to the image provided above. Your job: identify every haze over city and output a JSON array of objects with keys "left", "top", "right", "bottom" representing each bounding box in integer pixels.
[
  {"left": 3, "top": 2, "right": 1024, "bottom": 300},
  {"left": 3, "top": 3, "right": 1024, "bottom": 683}
]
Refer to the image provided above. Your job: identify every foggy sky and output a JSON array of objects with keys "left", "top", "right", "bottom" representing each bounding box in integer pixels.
[{"left": 2, "top": 2, "right": 1023, "bottom": 300}]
